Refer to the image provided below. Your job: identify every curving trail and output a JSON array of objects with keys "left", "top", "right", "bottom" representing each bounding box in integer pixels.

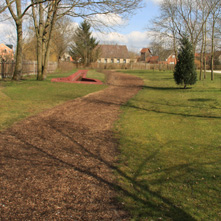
[{"left": 0, "top": 71, "right": 143, "bottom": 220}]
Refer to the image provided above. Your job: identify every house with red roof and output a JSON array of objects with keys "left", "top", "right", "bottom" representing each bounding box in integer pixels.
[
  {"left": 140, "top": 48, "right": 151, "bottom": 62},
  {"left": 146, "top": 56, "right": 159, "bottom": 64},
  {"left": 165, "top": 54, "right": 176, "bottom": 64},
  {"left": 0, "top": 43, "right": 14, "bottom": 62}
]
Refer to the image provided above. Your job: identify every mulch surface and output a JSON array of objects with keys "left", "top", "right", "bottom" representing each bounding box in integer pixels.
[{"left": 0, "top": 71, "right": 143, "bottom": 220}]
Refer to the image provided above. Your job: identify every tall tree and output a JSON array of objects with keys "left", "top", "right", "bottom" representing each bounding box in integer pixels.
[
  {"left": 22, "top": 17, "right": 74, "bottom": 62},
  {"left": 31, "top": 0, "right": 142, "bottom": 80},
  {"left": 4, "top": 0, "right": 47, "bottom": 80},
  {"left": 5, "top": 0, "right": 23, "bottom": 80},
  {"left": 174, "top": 35, "right": 197, "bottom": 89},
  {"left": 149, "top": 0, "right": 179, "bottom": 59},
  {"left": 51, "top": 17, "right": 74, "bottom": 62},
  {"left": 199, "top": 0, "right": 207, "bottom": 80},
  {"left": 209, "top": 1, "right": 221, "bottom": 80},
  {"left": 149, "top": 0, "right": 220, "bottom": 63},
  {"left": 69, "top": 20, "right": 99, "bottom": 67},
  {"left": 3, "top": 0, "right": 142, "bottom": 80},
  {"left": 0, "top": 0, "right": 15, "bottom": 14},
  {"left": 31, "top": 0, "right": 59, "bottom": 80}
]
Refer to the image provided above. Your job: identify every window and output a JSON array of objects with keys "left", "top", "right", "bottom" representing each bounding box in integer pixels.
[
  {"left": 105, "top": 59, "right": 107, "bottom": 63},
  {"left": 117, "top": 59, "right": 120, "bottom": 63},
  {"left": 111, "top": 59, "right": 114, "bottom": 63},
  {"left": 123, "top": 59, "right": 126, "bottom": 63}
]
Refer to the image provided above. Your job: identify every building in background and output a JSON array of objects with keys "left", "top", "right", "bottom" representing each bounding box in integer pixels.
[
  {"left": 0, "top": 43, "right": 14, "bottom": 62},
  {"left": 97, "top": 44, "right": 131, "bottom": 64},
  {"left": 139, "top": 48, "right": 152, "bottom": 62}
]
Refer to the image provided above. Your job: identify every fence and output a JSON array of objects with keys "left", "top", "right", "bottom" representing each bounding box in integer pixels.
[
  {"left": 0, "top": 61, "right": 58, "bottom": 79},
  {"left": 56, "top": 62, "right": 176, "bottom": 71},
  {"left": 2, "top": 61, "right": 220, "bottom": 79},
  {"left": 57, "top": 61, "right": 83, "bottom": 72},
  {"left": 90, "top": 62, "right": 176, "bottom": 71},
  {"left": 92, "top": 62, "right": 221, "bottom": 71}
]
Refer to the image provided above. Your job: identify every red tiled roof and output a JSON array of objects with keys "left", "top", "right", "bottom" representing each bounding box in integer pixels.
[
  {"left": 146, "top": 56, "right": 159, "bottom": 63},
  {"left": 141, "top": 48, "right": 151, "bottom": 53}
]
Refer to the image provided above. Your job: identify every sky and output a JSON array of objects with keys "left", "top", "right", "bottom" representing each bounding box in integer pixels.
[
  {"left": 0, "top": 0, "right": 162, "bottom": 53},
  {"left": 92, "top": 0, "right": 161, "bottom": 52}
]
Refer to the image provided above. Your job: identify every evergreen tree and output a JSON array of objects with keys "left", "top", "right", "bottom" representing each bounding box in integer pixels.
[
  {"left": 70, "top": 20, "right": 99, "bottom": 67},
  {"left": 174, "top": 35, "right": 197, "bottom": 89}
]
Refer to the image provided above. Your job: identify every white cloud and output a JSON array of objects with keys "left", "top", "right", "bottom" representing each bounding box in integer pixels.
[
  {"left": 146, "top": 0, "right": 163, "bottom": 4},
  {"left": 88, "top": 13, "right": 128, "bottom": 29},
  {"left": 0, "top": 20, "right": 158, "bottom": 54},
  {"left": 0, "top": 22, "right": 16, "bottom": 45},
  {"left": 68, "top": 21, "right": 79, "bottom": 30}
]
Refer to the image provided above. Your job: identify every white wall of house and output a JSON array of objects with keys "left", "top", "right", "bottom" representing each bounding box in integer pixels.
[{"left": 98, "top": 58, "right": 130, "bottom": 64}]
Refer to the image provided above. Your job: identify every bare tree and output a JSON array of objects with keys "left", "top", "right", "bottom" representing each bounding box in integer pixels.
[
  {"left": 22, "top": 17, "right": 74, "bottom": 63},
  {"left": 149, "top": 0, "right": 180, "bottom": 59},
  {"left": 199, "top": 0, "right": 208, "bottom": 80},
  {"left": 148, "top": 38, "right": 174, "bottom": 61},
  {"left": 31, "top": 0, "right": 143, "bottom": 80},
  {"left": 4, "top": 0, "right": 47, "bottom": 80},
  {"left": 209, "top": 1, "right": 221, "bottom": 80},
  {"left": 149, "top": 0, "right": 220, "bottom": 81},
  {"left": 5, "top": 0, "right": 23, "bottom": 80},
  {"left": 50, "top": 17, "right": 74, "bottom": 63},
  {"left": 0, "top": 0, "right": 15, "bottom": 14},
  {"left": 31, "top": 0, "right": 59, "bottom": 80}
]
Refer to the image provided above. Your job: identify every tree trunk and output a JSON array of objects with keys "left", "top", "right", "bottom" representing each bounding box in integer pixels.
[
  {"left": 36, "top": 37, "right": 43, "bottom": 80},
  {"left": 42, "top": 3, "right": 58, "bottom": 79},
  {"left": 1, "top": 61, "right": 5, "bottom": 79},
  {"left": 211, "top": 14, "right": 215, "bottom": 81},
  {"left": 203, "top": 22, "right": 207, "bottom": 79},
  {"left": 33, "top": 1, "right": 58, "bottom": 80},
  {"left": 173, "top": 33, "right": 178, "bottom": 60},
  {"left": 42, "top": 40, "right": 51, "bottom": 79},
  {"left": 12, "top": 21, "right": 22, "bottom": 80},
  {"left": 199, "top": 26, "right": 204, "bottom": 81},
  {"left": 36, "top": 2, "right": 44, "bottom": 80}
]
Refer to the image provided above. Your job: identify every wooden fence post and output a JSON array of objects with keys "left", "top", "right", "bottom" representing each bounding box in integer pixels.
[{"left": 1, "top": 61, "right": 5, "bottom": 78}]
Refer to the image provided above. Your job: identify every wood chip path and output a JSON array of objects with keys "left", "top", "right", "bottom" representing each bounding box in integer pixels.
[{"left": 0, "top": 71, "right": 143, "bottom": 220}]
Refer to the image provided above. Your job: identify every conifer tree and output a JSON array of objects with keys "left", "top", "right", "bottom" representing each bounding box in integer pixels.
[
  {"left": 70, "top": 20, "right": 99, "bottom": 67},
  {"left": 174, "top": 35, "right": 197, "bottom": 89}
]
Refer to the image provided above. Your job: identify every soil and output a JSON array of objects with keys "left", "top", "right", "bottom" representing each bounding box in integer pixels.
[{"left": 0, "top": 70, "right": 143, "bottom": 220}]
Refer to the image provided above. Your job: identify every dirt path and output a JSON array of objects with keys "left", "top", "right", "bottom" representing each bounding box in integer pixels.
[{"left": 0, "top": 71, "right": 143, "bottom": 220}]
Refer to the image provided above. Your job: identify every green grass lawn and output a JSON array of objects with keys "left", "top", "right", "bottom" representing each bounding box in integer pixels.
[
  {"left": 114, "top": 70, "right": 221, "bottom": 220},
  {"left": 0, "top": 69, "right": 107, "bottom": 131}
]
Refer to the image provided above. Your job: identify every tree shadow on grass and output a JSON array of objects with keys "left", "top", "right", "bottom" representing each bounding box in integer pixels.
[
  {"left": 0, "top": 120, "right": 202, "bottom": 220},
  {"left": 1, "top": 89, "right": 220, "bottom": 219},
  {"left": 143, "top": 85, "right": 191, "bottom": 90},
  {"left": 188, "top": 98, "right": 216, "bottom": 102},
  {"left": 124, "top": 102, "right": 221, "bottom": 119},
  {"left": 85, "top": 97, "right": 221, "bottom": 119}
]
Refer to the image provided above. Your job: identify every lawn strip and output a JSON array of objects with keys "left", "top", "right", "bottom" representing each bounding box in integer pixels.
[{"left": 114, "top": 70, "right": 221, "bottom": 220}]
